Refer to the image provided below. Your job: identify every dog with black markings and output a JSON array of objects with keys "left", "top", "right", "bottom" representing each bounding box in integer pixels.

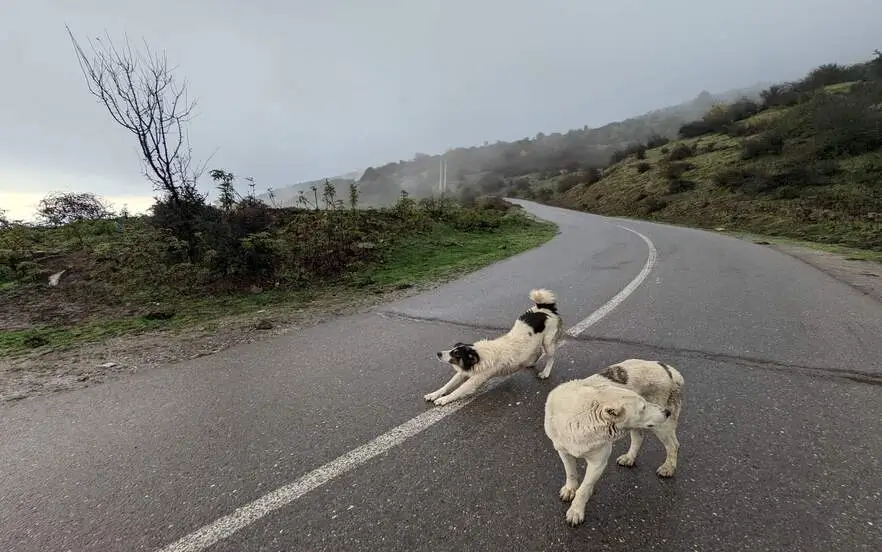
[
  {"left": 425, "top": 289, "right": 563, "bottom": 406},
  {"left": 544, "top": 359, "right": 684, "bottom": 526}
]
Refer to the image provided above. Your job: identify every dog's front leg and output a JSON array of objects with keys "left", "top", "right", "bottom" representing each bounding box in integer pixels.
[
  {"left": 616, "top": 430, "right": 645, "bottom": 467},
  {"left": 424, "top": 373, "right": 467, "bottom": 402},
  {"left": 557, "top": 450, "right": 580, "bottom": 501},
  {"left": 433, "top": 374, "right": 489, "bottom": 406},
  {"left": 565, "top": 443, "right": 612, "bottom": 527}
]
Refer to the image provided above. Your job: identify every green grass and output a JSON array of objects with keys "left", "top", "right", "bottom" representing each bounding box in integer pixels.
[
  {"left": 0, "top": 217, "right": 557, "bottom": 357},
  {"left": 363, "top": 219, "right": 556, "bottom": 287}
]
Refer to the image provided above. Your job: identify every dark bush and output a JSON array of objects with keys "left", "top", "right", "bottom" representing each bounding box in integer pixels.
[
  {"left": 667, "top": 179, "right": 696, "bottom": 194},
  {"left": 662, "top": 161, "right": 694, "bottom": 180},
  {"left": 667, "top": 144, "right": 694, "bottom": 161},
  {"left": 645, "top": 134, "right": 670, "bottom": 149},
  {"left": 713, "top": 167, "right": 773, "bottom": 193},
  {"left": 636, "top": 162, "right": 652, "bottom": 174},
  {"left": 741, "top": 132, "right": 785, "bottom": 160}
]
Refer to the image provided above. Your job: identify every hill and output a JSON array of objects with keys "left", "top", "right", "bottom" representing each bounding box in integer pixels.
[
  {"left": 265, "top": 85, "right": 767, "bottom": 208},
  {"left": 527, "top": 53, "right": 882, "bottom": 251}
]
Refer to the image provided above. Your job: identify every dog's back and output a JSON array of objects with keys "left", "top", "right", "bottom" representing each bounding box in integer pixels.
[{"left": 588, "top": 358, "right": 683, "bottom": 414}]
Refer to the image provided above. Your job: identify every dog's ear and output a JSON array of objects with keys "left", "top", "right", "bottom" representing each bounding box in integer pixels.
[
  {"left": 461, "top": 348, "right": 480, "bottom": 370},
  {"left": 603, "top": 405, "right": 625, "bottom": 421}
]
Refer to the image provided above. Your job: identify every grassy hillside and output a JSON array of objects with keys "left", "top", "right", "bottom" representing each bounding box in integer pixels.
[
  {"left": 532, "top": 54, "right": 882, "bottom": 250},
  {"left": 0, "top": 196, "right": 555, "bottom": 356},
  {"left": 259, "top": 85, "right": 767, "bottom": 208}
]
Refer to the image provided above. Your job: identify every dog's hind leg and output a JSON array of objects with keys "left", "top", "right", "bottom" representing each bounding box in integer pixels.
[
  {"left": 536, "top": 331, "right": 559, "bottom": 380},
  {"left": 556, "top": 450, "right": 580, "bottom": 502},
  {"left": 424, "top": 373, "right": 467, "bottom": 402},
  {"left": 651, "top": 421, "right": 680, "bottom": 477},
  {"left": 616, "top": 430, "right": 645, "bottom": 467},
  {"left": 565, "top": 443, "right": 612, "bottom": 527}
]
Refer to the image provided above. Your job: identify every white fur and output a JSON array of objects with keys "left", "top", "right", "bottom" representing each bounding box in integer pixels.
[
  {"left": 425, "top": 289, "right": 563, "bottom": 406},
  {"left": 544, "top": 359, "right": 684, "bottom": 526}
]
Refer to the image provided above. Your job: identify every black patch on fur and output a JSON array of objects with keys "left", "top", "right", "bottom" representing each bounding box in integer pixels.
[
  {"left": 536, "top": 302, "right": 558, "bottom": 314},
  {"left": 450, "top": 344, "right": 480, "bottom": 371},
  {"left": 518, "top": 310, "right": 548, "bottom": 334},
  {"left": 658, "top": 362, "right": 673, "bottom": 379},
  {"left": 599, "top": 364, "right": 629, "bottom": 384}
]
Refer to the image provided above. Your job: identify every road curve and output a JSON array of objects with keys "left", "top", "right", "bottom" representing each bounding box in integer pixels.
[{"left": 1, "top": 201, "right": 881, "bottom": 552}]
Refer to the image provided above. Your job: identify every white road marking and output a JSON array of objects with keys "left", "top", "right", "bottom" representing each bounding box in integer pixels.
[
  {"left": 156, "top": 224, "right": 658, "bottom": 552},
  {"left": 564, "top": 225, "right": 657, "bottom": 337}
]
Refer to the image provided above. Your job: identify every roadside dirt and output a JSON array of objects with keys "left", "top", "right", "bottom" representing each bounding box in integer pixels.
[
  {"left": 0, "top": 285, "right": 426, "bottom": 403},
  {"left": 761, "top": 242, "right": 882, "bottom": 304}
]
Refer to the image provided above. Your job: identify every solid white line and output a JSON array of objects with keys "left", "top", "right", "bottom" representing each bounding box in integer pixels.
[
  {"left": 565, "top": 225, "right": 657, "bottom": 337},
  {"left": 156, "top": 223, "right": 657, "bottom": 552}
]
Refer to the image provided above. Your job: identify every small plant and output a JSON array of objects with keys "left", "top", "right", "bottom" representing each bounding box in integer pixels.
[{"left": 636, "top": 162, "right": 652, "bottom": 174}]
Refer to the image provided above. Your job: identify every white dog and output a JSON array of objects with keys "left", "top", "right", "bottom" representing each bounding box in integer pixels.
[
  {"left": 544, "top": 359, "right": 684, "bottom": 526},
  {"left": 425, "top": 289, "right": 563, "bottom": 406}
]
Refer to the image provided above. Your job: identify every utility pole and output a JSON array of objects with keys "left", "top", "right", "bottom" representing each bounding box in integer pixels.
[{"left": 438, "top": 157, "right": 448, "bottom": 196}]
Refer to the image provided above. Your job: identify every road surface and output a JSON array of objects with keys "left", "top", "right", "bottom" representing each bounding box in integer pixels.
[{"left": 2, "top": 201, "right": 881, "bottom": 552}]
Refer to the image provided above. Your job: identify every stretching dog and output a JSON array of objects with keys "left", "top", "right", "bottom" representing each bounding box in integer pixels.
[
  {"left": 544, "top": 359, "right": 684, "bottom": 526},
  {"left": 425, "top": 289, "right": 563, "bottom": 406}
]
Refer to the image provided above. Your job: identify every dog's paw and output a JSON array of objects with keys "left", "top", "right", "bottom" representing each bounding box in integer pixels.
[
  {"left": 559, "top": 485, "right": 577, "bottom": 502},
  {"left": 423, "top": 392, "right": 440, "bottom": 402},
  {"left": 536, "top": 371, "right": 550, "bottom": 380},
  {"left": 616, "top": 454, "right": 636, "bottom": 467},
  {"left": 433, "top": 395, "right": 453, "bottom": 406},
  {"left": 656, "top": 463, "right": 676, "bottom": 478},
  {"left": 565, "top": 506, "right": 585, "bottom": 527}
]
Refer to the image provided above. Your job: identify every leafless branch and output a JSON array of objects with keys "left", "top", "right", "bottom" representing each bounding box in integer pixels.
[{"left": 66, "top": 25, "right": 202, "bottom": 203}]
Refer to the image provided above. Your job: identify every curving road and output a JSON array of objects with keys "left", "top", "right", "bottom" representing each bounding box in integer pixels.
[{"left": 2, "top": 200, "right": 881, "bottom": 552}]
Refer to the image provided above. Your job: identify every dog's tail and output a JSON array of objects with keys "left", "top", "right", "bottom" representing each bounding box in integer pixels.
[{"left": 529, "top": 288, "right": 557, "bottom": 311}]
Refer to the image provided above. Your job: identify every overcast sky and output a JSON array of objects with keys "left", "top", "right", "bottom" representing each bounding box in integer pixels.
[{"left": 2, "top": 0, "right": 881, "bottom": 219}]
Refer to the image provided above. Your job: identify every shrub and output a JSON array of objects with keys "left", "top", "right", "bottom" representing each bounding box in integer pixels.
[
  {"left": 662, "top": 161, "right": 694, "bottom": 180},
  {"left": 741, "top": 132, "right": 785, "bottom": 160},
  {"left": 636, "top": 162, "right": 652, "bottom": 174},
  {"left": 557, "top": 172, "right": 585, "bottom": 193},
  {"left": 713, "top": 167, "right": 774, "bottom": 194},
  {"left": 645, "top": 134, "right": 670, "bottom": 149},
  {"left": 667, "top": 144, "right": 694, "bottom": 161},
  {"left": 667, "top": 179, "right": 696, "bottom": 194}
]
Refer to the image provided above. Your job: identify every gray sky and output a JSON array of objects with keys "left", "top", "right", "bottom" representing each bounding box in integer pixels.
[{"left": 2, "top": 0, "right": 880, "bottom": 219}]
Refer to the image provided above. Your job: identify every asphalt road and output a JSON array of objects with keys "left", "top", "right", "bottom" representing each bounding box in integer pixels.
[{"left": 2, "top": 201, "right": 881, "bottom": 552}]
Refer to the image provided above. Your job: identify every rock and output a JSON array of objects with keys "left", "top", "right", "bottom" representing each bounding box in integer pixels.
[
  {"left": 394, "top": 282, "right": 414, "bottom": 290},
  {"left": 254, "top": 319, "right": 274, "bottom": 330},
  {"left": 99, "top": 362, "right": 118, "bottom": 369},
  {"left": 48, "top": 269, "right": 66, "bottom": 287},
  {"left": 754, "top": 240, "right": 771, "bottom": 245}
]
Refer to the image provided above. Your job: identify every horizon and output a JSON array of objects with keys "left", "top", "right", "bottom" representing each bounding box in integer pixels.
[{"left": 3, "top": 0, "right": 881, "bottom": 220}]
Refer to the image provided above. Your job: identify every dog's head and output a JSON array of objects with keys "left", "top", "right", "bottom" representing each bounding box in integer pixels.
[
  {"left": 436, "top": 342, "right": 481, "bottom": 372},
  {"left": 599, "top": 387, "right": 670, "bottom": 430}
]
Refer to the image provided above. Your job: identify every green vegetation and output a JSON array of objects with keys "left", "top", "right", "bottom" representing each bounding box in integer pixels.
[
  {"left": 0, "top": 194, "right": 555, "bottom": 356},
  {"left": 0, "top": 30, "right": 558, "bottom": 359},
  {"left": 530, "top": 51, "right": 882, "bottom": 251}
]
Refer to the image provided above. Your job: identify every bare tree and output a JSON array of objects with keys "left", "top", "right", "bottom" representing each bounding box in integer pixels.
[{"left": 66, "top": 26, "right": 208, "bottom": 203}]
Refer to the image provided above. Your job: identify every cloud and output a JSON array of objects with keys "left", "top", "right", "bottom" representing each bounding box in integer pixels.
[{"left": 2, "top": 0, "right": 881, "bottom": 200}]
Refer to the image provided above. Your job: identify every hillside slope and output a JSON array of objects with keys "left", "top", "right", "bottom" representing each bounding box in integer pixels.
[
  {"left": 537, "top": 55, "right": 882, "bottom": 250},
  {"left": 264, "top": 85, "right": 766, "bottom": 208}
]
